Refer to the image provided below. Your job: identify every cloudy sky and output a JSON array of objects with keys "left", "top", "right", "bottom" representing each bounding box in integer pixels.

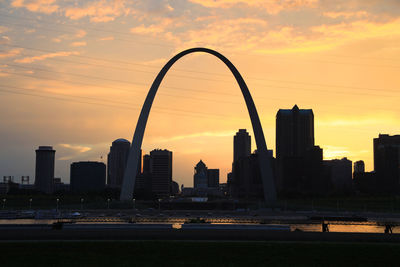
[{"left": 0, "top": 0, "right": 399, "bottom": 187}]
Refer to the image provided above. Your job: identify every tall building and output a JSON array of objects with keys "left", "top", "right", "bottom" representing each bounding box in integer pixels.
[
  {"left": 373, "top": 134, "right": 400, "bottom": 194},
  {"left": 107, "top": 139, "right": 141, "bottom": 189},
  {"left": 150, "top": 149, "right": 172, "bottom": 197},
  {"left": 324, "top": 158, "right": 353, "bottom": 194},
  {"left": 276, "top": 104, "right": 314, "bottom": 159},
  {"left": 354, "top": 160, "right": 365, "bottom": 175},
  {"left": 207, "top": 169, "right": 220, "bottom": 188},
  {"left": 35, "top": 146, "right": 55, "bottom": 194},
  {"left": 70, "top": 161, "right": 106, "bottom": 193},
  {"left": 194, "top": 160, "right": 208, "bottom": 189},
  {"left": 234, "top": 129, "right": 251, "bottom": 162},
  {"left": 230, "top": 130, "right": 265, "bottom": 199}
]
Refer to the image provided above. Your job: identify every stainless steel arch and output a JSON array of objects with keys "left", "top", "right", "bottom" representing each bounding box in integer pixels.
[{"left": 120, "top": 48, "right": 276, "bottom": 203}]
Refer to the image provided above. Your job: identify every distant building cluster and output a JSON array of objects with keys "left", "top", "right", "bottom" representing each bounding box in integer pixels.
[{"left": 1, "top": 104, "right": 399, "bottom": 199}]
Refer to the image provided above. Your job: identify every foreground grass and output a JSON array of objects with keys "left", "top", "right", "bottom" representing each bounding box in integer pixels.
[{"left": 0, "top": 241, "right": 398, "bottom": 266}]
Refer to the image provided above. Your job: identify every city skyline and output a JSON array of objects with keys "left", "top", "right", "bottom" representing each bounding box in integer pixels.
[{"left": 1, "top": 1, "right": 400, "bottom": 188}]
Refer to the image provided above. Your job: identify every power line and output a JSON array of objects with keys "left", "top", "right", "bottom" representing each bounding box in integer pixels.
[
  {"left": 5, "top": 62, "right": 398, "bottom": 99},
  {"left": 2, "top": 43, "right": 400, "bottom": 95}
]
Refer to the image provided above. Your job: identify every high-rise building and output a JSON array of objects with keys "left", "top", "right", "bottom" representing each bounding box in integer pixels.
[
  {"left": 234, "top": 129, "right": 251, "bottom": 162},
  {"left": 207, "top": 169, "right": 220, "bottom": 188},
  {"left": 373, "top": 134, "right": 400, "bottom": 194},
  {"left": 354, "top": 160, "right": 365, "bottom": 175},
  {"left": 107, "top": 139, "right": 141, "bottom": 189},
  {"left": 70, "top": 161, "right": 106, "bottom": 193},
  {"left": 35, "top": 146, "right": 55, "bottom": 194},
  {"left": 276, "top": 105, "right": 314, "bottom": 159},
  {"left": 150, "top": 149, "right": 172, "bottom": 197},
  {"left": 230, "top": 130, "right": 265, "bottom": 199},
  {"left": 324, "top": 158, "right": 353, "bottom": 194},
  {"left": 194, "top": 160, "right": 208, "bottom": 189}
]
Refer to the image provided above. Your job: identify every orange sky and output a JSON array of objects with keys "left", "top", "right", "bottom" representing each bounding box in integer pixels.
[{"left": 0, "top": 0, "right": 399, "bottom": 187}]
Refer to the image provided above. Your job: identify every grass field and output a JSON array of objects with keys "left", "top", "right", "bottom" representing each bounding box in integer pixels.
[{"left": 0, "top": 241, "right": 398, "bottom": 266}]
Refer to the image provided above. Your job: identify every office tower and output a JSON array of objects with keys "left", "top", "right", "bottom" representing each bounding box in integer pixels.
[
  {"left": 354, "top": 160, "right": 365, "bottom": 175},
  {"left": 133, "top": 154, "right": 151, "bottom": 199},
  {"left": 324, "top": 158, "right": 353, "bottom": 194},
  {"left": 171, "top": 181, "right": 180, "bottom": 195},
  {"left": 276, "top": 104, "right": 314, "bottom": 159},
  {"left": 231, "top": 130, "right": 264, "bottom": 199},
  {"left": 150, "top": 149, "right": 172, "bottom": 197},
  {"left": 194, "top": 160, "right": 208, "bottom": 189},
  {"left": 35, "top": 146, "right": 55, "bottom": 194},
  {"left": 107, "top": 139, "right": 141, "bottom": 189},
  {"left": 207, "top": 169, "right": 220, "bottom": 188},
  {"left": 70, "top": 161, "right": 106, "bottom": 193},
  {"left": 234, "top": 129, "right": 251, "bottom": 162},
  {"left": 373, "top": 134, "right": 400, "bottom": 194}
]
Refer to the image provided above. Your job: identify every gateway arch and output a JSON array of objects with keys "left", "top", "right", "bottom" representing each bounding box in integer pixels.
[{"left": 120, "top": 48, "right": 277, "bottom": 203}]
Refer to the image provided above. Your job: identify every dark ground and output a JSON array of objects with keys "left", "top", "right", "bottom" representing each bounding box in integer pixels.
[{"left": 0, "top": 241, "right": 399, "bottom": 266}]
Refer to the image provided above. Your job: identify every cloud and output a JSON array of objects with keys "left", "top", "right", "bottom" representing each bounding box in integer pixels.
[
  {"left": 323, "top": 11, "right": 368, "bottom": 19},
  {"left": 99, "top": 36, "right": 114, "bottom": 41},
  {"left": 0, "top": 65, "right": 11, "bottom": 77},
  {"left": 14, "top": 51, "right": 79, "bottom": 63},
  {"left": 11, "top": 0, "right": 58, "bottom": 14},
  {"left": 323, "top": 146, "right": 350, "bottom": 159},
  {"left": 188, "top": 0, "right": 318, "bottom": 14},
  {"left": 130, "top": 18, "right": 175, "bottom": 35},
  {"left": 75, "top": 29, "right": 87, "bottom": 38},
  {"left": 0, "top": 26, "right": 9, "bottom": 34},
  {"left": 64, "top": 0, "right": 130, "bottom": 22},
  {"left": 0, "top": 48, "right": 22, "bottom": 58},
  {"left": 70, "top": 41, "right": 87, "bottom": 47},
  {"left": 59, "top": 144, "right": 92, "bottom": 153}
]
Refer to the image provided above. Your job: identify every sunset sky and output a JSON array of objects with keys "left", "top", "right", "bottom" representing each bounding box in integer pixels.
[{"left": 0, "top": 0, "right": 399, "bottom": 187}]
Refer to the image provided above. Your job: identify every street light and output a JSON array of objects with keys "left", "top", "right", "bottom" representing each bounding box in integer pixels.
[
  {"left": 132, "top": 198, "right": 136, "bottom": 210},
  {"left": 2, "top": 198, "right": 6, "bottom": 209},
  {"left": 158, "top": 198, "right": 162, "bottom": 211},
  {"left": 29, "top": 198, "right": 32, "bottom": 210},
  {"left": 56, "top": 198, "right": 59, "bottom": 211},
  {"left": 107, "top": 198, "right": 111, "bottom": 209},
  {"left": 80, "top": 198, "right": 84, "bottom": 210}
]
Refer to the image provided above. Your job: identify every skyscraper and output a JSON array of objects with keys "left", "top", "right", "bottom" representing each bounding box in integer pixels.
[
  {"left": 230, "top": 130, "right": 264, "bottom": 199},
  {"left": 194, "top": 160, "right": 208, "bottom": 189},
  {"left": 276, "top": 104, "right": 314, "bottom": 159},
  {"left": 150, "top": 149, "right": 172, "bottom": 197},
  {"left": 107, "top": 139, "right": 141, "bottom": 189},
  {"left": 34, "top": 146, "right": 55, "bottom": 194},
  {"left": 234, "top": 129, "right": 251, "bottom": 162},
  {"left": 70, "top": 161, "right": 106, "bottom": 193},
  {"left": 354, "top": 160, "right": 365, "bottom": 175},
  {"left": 373, "top": 134, "right": 400, "bottom": 194},
  {"left": 207, "top": 169, "right": 220, "bottom": 188}
]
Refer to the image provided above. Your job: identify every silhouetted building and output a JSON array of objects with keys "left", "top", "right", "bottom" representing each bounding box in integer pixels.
[
  {"left": 354, "top": 171, "right": 377, "bottom": 195},
  {"left": 171, "top": 181, "right": 180, "bottom": 195},
  {"left": 230, "top": 129, "right": 271, "bottom": 199},
  {"left": 194, "top": 160, "right": 208, "bottom": 189},
  {"left": 150, "top": 149, "right": 172, "bottom": 197},
  {"left": 34, "top": 146, "right": 55, "bottom": 194},
  {"left": 107, "top": 139, "right": 130, "bottom": 189},
  {"left": 276, "top": 105, "right": 314, "bottom": 159},
  {"left": 373, "top": 134, "right": 400, "bottom": 194},
  {"left": 324, "top": 158, "right": 353, "bottom": 194},
  {"left": 70, "top": 161, "right": 106, "bottom": 193},
  {"left": 134, "top": 154, "right": 151, "bottom": 199},
  {"left": 207, "top": 169, "right": 219, "bottom": 188},
  {"left": 232, "top": 152, "right": 263, "bottom": 199},
  {"left": 275, "top": 106, "right": 330, "bottom": 196},
  {"left": 234, "top": 129, "right": 251, "bottom": 162},
  {"left": 354, "top": 160, "right": 365, "bottom": 176}
]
